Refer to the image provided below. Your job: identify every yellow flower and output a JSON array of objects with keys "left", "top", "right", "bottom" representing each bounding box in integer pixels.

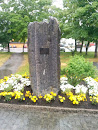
[
  {"left": 73, "top": 100, "right": 78, "bottom": 104},
  {"left": 38, "top": 94, "right": 43, "bottom": 99},
  {"left": 69, "top": 96, "right": 74, "bottom": 101},
  {"left": 33, "top": 96, "right": 37, "bottom": 99},
  {"left": 25, "top": 91, "right": 31, "bottom": 97},
  {"left": 23, "top": 98, "right": 25, "bottom": 100},
  {"left": 94, "top": 77, "right": 98, "bottom": 82},
  {"left": 44, "top": 95, "right": 47, "bottom": 99},
  {"left": 73, "top": 100, "right": 79, "bottom": 104},
  {"left": 63, "top": 97, "right": 65, "bottom": 100},
  {"left": 60, "top": 99, "right": 64, "bottom": 102},
  {"left": 46, "top": 98, "right": 50, "bottom": 102},
  {"left": 29, "top": 95, "right": 32, "bottom": 98},
  {"left": 0, "top": 79, "right": 5, "bottom": 83},
  {"left": 15, "top": 97, "right": 17, "bottom": 99},
  {"left": 58, "top": 95, "right": 62, "bottom": 99},
  {"left": 33, "top": 99, "right": 36, "bottom": 102},
  {"left": 31, "top": 98, "right": 36, "bottom": 102},
  {"left": 50, "top": 91, "right": 57, "bottom": 96},
  {"left": 22, "top": 73, "right": 29, "bottom": 78},
  {"left": 44, "top": 93, "right": 54, "bottom": 102},
  {"left": 4, "top": 76, "right": 9, "bottom": 81},
  {"left": 58, "top": 95, "right": 65, "bottom": 102}
]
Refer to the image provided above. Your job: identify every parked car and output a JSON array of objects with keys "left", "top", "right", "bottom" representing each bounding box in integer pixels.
[
  {"left": 60, "top": 44, "right": 66, "bottom": 52},
  {"left": 0, "top": 44, "right": 3, "bottom": 50},
  {"left": 24, "top": 45, "right": 27, "bottom": 48},
  {"left": 60, "top": 47, "right": 66, "bottom": 52},
  {"left": 89, "top": 43, "right": 95, "bottom": 47},
  {"left": 0, "top": 47, "right": 3, "bottom": 51}
]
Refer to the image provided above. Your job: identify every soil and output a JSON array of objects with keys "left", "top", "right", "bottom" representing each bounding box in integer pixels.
[{"left": 0, "top": 85, "right": 98, "bottom": 110}]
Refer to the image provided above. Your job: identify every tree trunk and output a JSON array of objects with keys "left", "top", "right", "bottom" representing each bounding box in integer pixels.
[
  {"left": 86, "top": 41, "right": 90, "bottom": 55},
  {"left": 75, "top": 39, "right": 77, "bottom": 52},
  {"left": 23, "top": 44, "right": 24, "bottom": 52},
  {"left": 8, "top": 43, "right": 10, "bottom": 52},
  {"left": 94, "top": 42, "right": 98, "bottom": 58},
  {"left": 72, "top": 50, "right": 75, "bottom": 56},
  {"left": 23, "top": 40, "right": 25, "bottom": 52},
  {"left": 80, "top": 40, "right": 83, "bottom": 53}
]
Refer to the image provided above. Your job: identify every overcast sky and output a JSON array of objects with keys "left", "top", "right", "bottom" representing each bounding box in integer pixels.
[
  {"left": 52, "top": 0, "right": 63, "bottom": 9},
  {"left": 0, "top": 0, "right": 63, "bottom": 11}
]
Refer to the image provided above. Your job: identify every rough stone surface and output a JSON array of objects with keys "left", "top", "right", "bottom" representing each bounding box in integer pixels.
[
  {"left": 0, "top": 104, "right": 98, "bottom": 130},
  {"left": 28, "top": 18, "right": 61, "bottom": 95}
]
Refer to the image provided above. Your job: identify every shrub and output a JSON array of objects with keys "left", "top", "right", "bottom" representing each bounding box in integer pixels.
[
  {"left": 60, "top": 69, "right": 66, "bottom": 75},
  {"left": 65, "top": 55, "right": 95, "bottom": 87}
]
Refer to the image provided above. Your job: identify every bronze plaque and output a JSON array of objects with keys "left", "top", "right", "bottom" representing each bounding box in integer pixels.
[{"left": 40, "top": 48, "right": 49, "bottom": 54}]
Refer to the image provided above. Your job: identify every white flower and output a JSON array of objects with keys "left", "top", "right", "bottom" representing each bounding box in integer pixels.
[
  {"left": 0, "top": 74, "right": 31, "bottom": 92},
  {"left": 84, "top": 77, "right": 98, "bottom": 96},
  {"left": 60, "top": 77, "right": 68, "bottom": 84},
  {"left": 75, "top": 84, "right": 88, "bottom": 94},
  {"left": 60, "top": 84, "right": 74, "bottom": 92},
  {"left": 60, "top": 77, "right": 68, "bottom": 81}
]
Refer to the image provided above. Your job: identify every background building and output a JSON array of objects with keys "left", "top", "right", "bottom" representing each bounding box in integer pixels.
[{"left": 9, "top": 42, "right": 27, "bottom": 48}]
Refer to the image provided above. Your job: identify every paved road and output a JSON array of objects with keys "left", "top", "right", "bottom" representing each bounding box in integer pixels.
[
  {"left": 0, "top": 106, "right": 98, "bottom": 130},
  {"left": 2, "top": 48, "right": 28, "bottom": 53},
  {"left": 2, "top": 46, "right": 97, "bottom": 53},
  {"left": 0, "top": 53, "right": 23, "bottom": 79}
]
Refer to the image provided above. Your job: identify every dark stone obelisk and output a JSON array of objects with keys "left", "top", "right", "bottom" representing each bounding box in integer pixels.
[{"left": 28, "top": 17, "right": 61, "bottom": 95}]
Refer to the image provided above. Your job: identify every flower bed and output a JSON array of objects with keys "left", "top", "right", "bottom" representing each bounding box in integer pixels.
[{"left": 0, "top": 74, "right": 98, "bottom": 109}]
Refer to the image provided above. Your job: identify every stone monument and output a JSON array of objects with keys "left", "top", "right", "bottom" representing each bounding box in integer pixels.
[{"left": 28, "top": 17, "right": 61, "bottom": 95}]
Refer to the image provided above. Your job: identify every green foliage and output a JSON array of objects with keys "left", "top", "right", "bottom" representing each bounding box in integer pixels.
[
  {"left": 0, "top": 12, "right": 12, "bottom": 45},
  {"left": 65, "top": 55, "right": 95, "bottom": 86},
  {"left": 4, "top": 95, "right": 12, "bottom": 102},
  {"left": 60, "top": 69, "right": 66, "bottom": 75},
  {"left": 90, "top": 96, "right": 98, "bottom": 105},
  {"left": 4, "top": 85, "right": 13, "bottom": 92},
  {"left": 0, "top": 0, "right": 53, "bottom": 44},
  {"left": 62, "top": 0, "right": 98, "bottom": 42}
]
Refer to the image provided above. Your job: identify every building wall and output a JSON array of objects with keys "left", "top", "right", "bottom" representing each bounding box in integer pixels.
[{"left": 9, "top": 43, "right": 27, "bottom": 48}]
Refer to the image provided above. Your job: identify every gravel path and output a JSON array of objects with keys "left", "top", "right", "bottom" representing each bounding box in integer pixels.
[{"left": 0, "top": 53, "right": 23, "bottom": 79}]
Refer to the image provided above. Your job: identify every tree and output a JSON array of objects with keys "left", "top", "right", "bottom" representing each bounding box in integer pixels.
[
  {"left": 62, "top": 0, "right": 98, "bottom": 56},
  {"left": 0, "top": 0, "right": 53, "bottom": 50},
  {"left": 86, "top": 41, "right": 90, "bottom": 55},
  {"left": 0, "top": 11, "right": 13, "bottom": 52},
  {"left": 94, "top": 42, "right": 98, "bottom": 57}
]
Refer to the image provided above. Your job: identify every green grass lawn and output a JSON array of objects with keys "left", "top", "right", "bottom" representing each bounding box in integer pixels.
[
  {"left": 0, "top": 52, "right": 97, "bottom": 77},
  {"left": 60, "top": 52, "right": 98, "bottom": 70},
  {"left": 0, "top": 52, "right": 11, "bottom": 67},
  {"left": 16, "top": 54, "right": 29, "bottom": 75},
  {"left": 16, "top": 52, "right": 98, "bottom": 77}
]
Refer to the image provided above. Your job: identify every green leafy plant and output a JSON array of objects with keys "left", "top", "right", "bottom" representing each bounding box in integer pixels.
[
  {"left": 60, "top": 68, "right": 66, "bottom": 75},
  {"left": 90, "top": 96, "right": 98, "bottom": 105},
  {"left": 65, "top": 55, "right": 95, "bottom": 87},
  {"left": 4, "top": 95, "right": 12, "bottom": 101},
  {"left": 4, "top": 85, "right": 13, "bottom": 92}
]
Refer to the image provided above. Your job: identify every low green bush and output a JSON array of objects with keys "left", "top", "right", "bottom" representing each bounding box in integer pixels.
[
  {"left": 65, "top": 55, "right": 96, "bottom": 87},
  {"left": 60, "top": 69, "right": 66, "bottom": 75}
]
